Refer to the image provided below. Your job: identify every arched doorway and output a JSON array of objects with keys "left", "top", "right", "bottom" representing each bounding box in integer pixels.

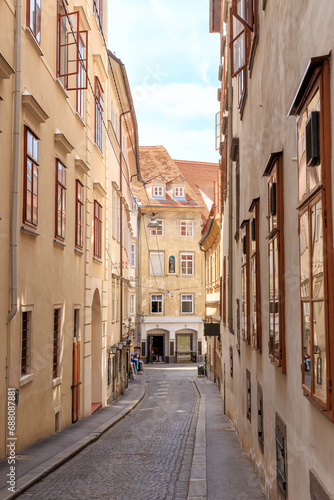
[
  {"left": 147, "top": 328, "right": 169, "bottom": 364},
  {"left": 91, "top": 289, "right": 102, "bottom": 413},
  {"left": 175, "top": 328, "right": 197, "bottom": 363}
]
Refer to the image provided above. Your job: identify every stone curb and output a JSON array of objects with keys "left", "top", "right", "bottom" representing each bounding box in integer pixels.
[
  {"left": 0, "top": 381, "right": 146, "bottom": 500},
  {"left": 187, "top": 378, "right": 207, "bottom": 500}
]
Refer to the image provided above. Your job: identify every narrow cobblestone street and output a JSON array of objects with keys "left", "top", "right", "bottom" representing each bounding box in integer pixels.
[{"left": 19, "top": 367, "right": 200, "bottom": 500}]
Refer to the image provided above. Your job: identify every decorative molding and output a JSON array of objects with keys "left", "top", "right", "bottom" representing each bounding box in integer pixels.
[
  {"left": 20, "top": 373, "right": 34, "bottom": 387},
  {"left": 0, "top": 53, "right": 15, "bottom": 79},
  {"left": 93, "top": 53, "right": 108, "bottom": 81},
  {"left": 21, "top": 225, "right": 40, "bottom": 237},
  {"left": 75, "top": 155, "right": 90, "bottom": 175},
  {"left": 93, "top": 180, "right": 107, "bottom": 197},
  {"left": 55, "top": 129, "right": 74, "bottom": 155},
  {"left": 73, "top": 5, "right": 91, "bottom": 30},
  {"left": 22, "top": 90, "right": 49, "bottom": 124},
  {"left": 112, "top": 180, "right": 120, "bottom": 192},
  {"left": 53, "top": 238, "right": 66, "bottom": 249}
]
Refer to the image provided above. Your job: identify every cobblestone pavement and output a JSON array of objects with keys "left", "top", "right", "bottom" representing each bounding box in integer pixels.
[{"left": 18, "top": 366, "right": 200, "bottom": 500}]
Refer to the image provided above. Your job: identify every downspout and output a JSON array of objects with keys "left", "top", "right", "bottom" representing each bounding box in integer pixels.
[
  {"left": 136, "top": 212, "right": 141, "bottom": 347},
  {"left": 6, "top": 0, "right": 22, "bottom": 454},
  {"left": 227, "top": 17, "right": 234, "bottom": 334}
]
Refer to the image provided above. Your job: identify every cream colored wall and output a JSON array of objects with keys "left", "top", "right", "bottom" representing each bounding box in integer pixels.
[{"left": 218, "top": 1, "right": 334, "bottom": 498}]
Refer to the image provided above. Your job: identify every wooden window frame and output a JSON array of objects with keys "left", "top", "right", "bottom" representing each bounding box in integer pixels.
[
  {"left": 75, "top": 180, "right": 84, "bottom": 248},
  {"left": 21, "top": 311, "right": 30, "bottom": 376},
  {"left": 240, "top": 220, "right": 250, "bottom": 344},
  {"left": 292, "top": 59, "right": 334, "bottom": 418},
  {"left": 249, "top": 198, "right": 262, "bottom": 352},
  {"left": 181, "top": 294, "right": 193, "bottom": 314},
  {"left": 151, "top": 294, "right": 163, "bottom": 314},
  {"left": 94, "top": 200, "right": 102, "bottom": 259},
  {"left": 94, "top": 77, "right": 103, "bottom": 152},
  {"left": 27, "top": 0, "right": 41, "bottom": 44},
  {"left": 55, "top": 159, "right": 66, "bottom": 240},
  {"left": 93, "top": 0, "right": 103, "bottom": 32},
  {"left": 263, "top": 152, "right": 286, "bottom": 372},
  {"left": 53, "top": 308, "right": 60, "bottom": 379},
  {"left": 180, "top": 220, "right": 193, "bottom": 237},
  {"left": 180, "top": 253, "right": 194, "bottom": 275},
  {"left": 23, "top": 127, "right": 39, "bottom": 226}
]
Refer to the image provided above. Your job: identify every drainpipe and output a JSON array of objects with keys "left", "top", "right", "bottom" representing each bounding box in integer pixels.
[
  {"left": 227, "top": 20, "right": 234, "bottom": 334},
  {"left": 6, "top": 0, "right": 22, "bottom": 455},
  {"left": 136, "top": 212, "right": 141, "bottom": 347}
]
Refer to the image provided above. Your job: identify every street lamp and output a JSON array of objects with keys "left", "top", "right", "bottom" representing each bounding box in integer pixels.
[
  {"left": 139, "top": 313, "right": 147, "bottom": 323},
  {"left": 147, "top": 214, "right": 160, "bottom": 228}
]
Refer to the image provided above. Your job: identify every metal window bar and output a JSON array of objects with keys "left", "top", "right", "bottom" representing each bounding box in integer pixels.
[
  {"left": 53, "top": 309, "right": 60, "bottom": 378},
  {"left": 21, "top": 312, "right": 29, "bottom": 375}
]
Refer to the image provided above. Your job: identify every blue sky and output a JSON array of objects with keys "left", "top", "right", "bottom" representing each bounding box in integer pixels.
[{"left": 108, "top": 0, "right": 220, "bottom": 163}]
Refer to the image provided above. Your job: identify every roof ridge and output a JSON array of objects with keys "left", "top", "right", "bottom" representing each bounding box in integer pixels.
[{"left": 173, "top": 159, "right": 219, "bottom": 166}]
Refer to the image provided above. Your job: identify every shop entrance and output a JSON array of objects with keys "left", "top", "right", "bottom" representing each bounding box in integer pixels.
[{"left": 148, "top": 335, "right": 164, "bottom": 363}]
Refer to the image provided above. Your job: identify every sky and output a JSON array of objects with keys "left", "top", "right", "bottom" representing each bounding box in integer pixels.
[{"left": 108, "top": 0, "right": 220, "bottom": 163}]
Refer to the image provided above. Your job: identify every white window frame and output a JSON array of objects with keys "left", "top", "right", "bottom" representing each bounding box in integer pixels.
[
  {"left": 174, "top": 186, "right": 184, "bottom": 198},
  {"left": 150, "top": 219, "right": 163, "bottom": 236},
  {"left": 180, "top": 220, "right": 193, "bottom": 237},
  {"left": 131, "top": 243, "right": 136, "bottom": 267},
  {"left": 180, "top": 253, "right": 194, "bottom": 275},
  {"left": 181, "top": 294, "right": 193, "bottom": 314},
  {"left": 130, "top": 294, "right": 135, "bottom": 315},
  {"left": 151, "top": 294, "right": 163, "bottom": 314},
  {"left": 150, "top": 251, "right": 164, "bottom": 275},
  {"left": 153, "top": 186, "right": 164, "bottom": 198},
  {"left": 112, "top": 190, "right": 116, "bottom": 239}
]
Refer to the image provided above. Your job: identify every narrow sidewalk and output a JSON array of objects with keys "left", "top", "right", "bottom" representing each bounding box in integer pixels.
[
  {"left": 188, "top": 377, "right": 266, "bottom": 500},
  {"left": 0, "top": 376, "right": 145, "bottom": 500}
]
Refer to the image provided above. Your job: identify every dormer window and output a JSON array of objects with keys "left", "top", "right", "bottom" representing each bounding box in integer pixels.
[
  {"left": 153, "top": 186, "right": 164, "bottom": 198},
  {"left": 174, "top": 186, "right": 184, "bottom": 198}
]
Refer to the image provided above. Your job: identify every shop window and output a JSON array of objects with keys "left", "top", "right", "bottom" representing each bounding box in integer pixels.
[
  {"left": 56, "top": 160, "right": 66, "bottom": 240},
  {"left": 180, "top": 253, "right": 194, "bottom": 275},
  {"left": 27, "top": 0, "right": 41, "bottom": 43},
  {"left": 151, "top": 295, "right": 163, "bottom": 314},
  {"left": 151, "top": 219, "right": 163, "bottom": 236},
  {"left": 95, "top": 77, "right": 103, "bottom": 152},
  {"left": 181, "top": 294, "right": 193, "bottom": 314},
  {"left": 75, "top": 180, "right": 84, "bottom": 248},
  {"left": 240, "top": 220, "right": 250, "bottom": 344},
  {"left": 94, "top": 200, "right": 102, "bottom": 258},
  {"left": 290, "top": 57, "right": 333, "bottom": 414},
  {"left": 249, "top": 198, "right": 261, "bottom": 351},
  {"left": 24, "top": 128, "right": 39, "bottom": 226},
  {"left": 180, "top": 220, "right": 193, "bottom": 237},
  {"left": 150, "top": 252, "right": 164, "bottom": 275},
  {"left": 263, "top": 152, "right": 285, "bottom": 372}
]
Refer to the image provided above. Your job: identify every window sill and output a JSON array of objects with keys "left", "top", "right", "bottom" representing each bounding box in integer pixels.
[
  {"left": 53, "top": 377, "right": 62, "bottom": 388},
  {"left": 21, "top": 225, "right": 40, "bottom": 237},
  {"left": 94, "top": 143, "right": 104, "bottom": 158},
  {"left": 20, "top": 373, "right": 34, "bottom": 387},
  {"left": 55, "top": 78, "right": 69, "bottom": 99},
  {"left": 75, "top": 247, "right": 84, "bottom": 255},
  {"left": 93, "top": 256, "right": 103, "bottom": 264},
  {"left": 54, "top": 238, "right": 66, "bottom": 249},
  {"left": 25, "top": 27, "right": 43, "bottom": 57},
  {"left": 75, "top": 111, "right": 86, "bottom": 127}
]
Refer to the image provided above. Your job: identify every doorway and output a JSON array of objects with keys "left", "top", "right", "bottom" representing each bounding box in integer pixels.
[{"left": 149, "top": 335, "right": 164, "bottom": 363}]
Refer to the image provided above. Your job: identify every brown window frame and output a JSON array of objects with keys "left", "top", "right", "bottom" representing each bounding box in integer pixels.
[
  {"left": 94, "top": 200, "right": 102, "bottom": 259},
  {"left": 249, "top": 198, "right": 262, "bottom": 352},
  {"left": 94, "top": 77, "right": 104, "bottom": 152},
  {"left": 75, "top": 180, "right": 84, "bottom": 248},
  {"left": 21, "top": 311, "right": 30, "bottom": 376},
  {"left": 53, "top": 308, "right": 60, "bottom": 379},
  {"left": 23, "top": 127, "right": 39, "bottom": 227},
  {"left": 93, "top": 0, "right": 103, "bottom": 32},
  {"left": 55, "top": 159, "right": 66, "bottom": 240},
  {"left": 291, "top": 58, "right": 334, "bottom": 418},
  {"left": 240, "top": 220, "right": 250, "bottom": 344},
  {"left": 26, "top": 0, "right": 41, "bottom": 44},
  {"left": 263, "top": 152, "right": 285, "bottom": 372}
]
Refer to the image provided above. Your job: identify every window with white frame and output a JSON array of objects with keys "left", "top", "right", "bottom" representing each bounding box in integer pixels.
[
  {"left": 151, "top": 294, "right": 163, "bottom": 313},
  {"left": 130, "top": 294, "right": 135, "bottom": 315},
  {"left": 153, "top": 186, "right": 164, "bottom": 198},
  {"left": 180, "top": 220, "right": 193, "bottom": 237},
  {"left": 131, "top": 243, "right": 136, "bottom": 267},
  {"left": 150, "top": 252, "right": 164, "bottom": 275},
  {"left": 181, "top": 294, "right": 193, "bottom": 313},
  {"left": 151, "top": 219, "right": 163, "bottom": 236},
  {"left": 174, "top": 186, "right": 184, "bottom": 198},
  {"left": 181, "top": 253, "right": 194, "bottom": 275}
]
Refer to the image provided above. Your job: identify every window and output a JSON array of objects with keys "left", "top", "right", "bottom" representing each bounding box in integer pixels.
[
  {"left": 151, "top": 294, "right": 162, "bottom": 314},
  {"left": 74, "top": 308, "right": 79, "bottom": 338},
  {"left": 263, "top": 152, "right": 285, "bottom": 371},
  {"left": 76, "top": 33, "right": 87, "bottom": 118},
  {"left": 249, "top": 198, "right": 261, "bottom": 351},
  {"left": 230, "top": 0, "right": 257, "bottom": 77},
  {"left": 222, "top": 256, "right": 226, "bottom": 325},
  {"left": 174, "top": 186, "right": 184, "bottom": 198},
  {"left": 24, "top": 128, "right": 39, "bottom": 226},
  {"left": 94, "top": 200, "right": 102, "bottom": 258},
  {"left": 56, "top": 160, "right": 66, "bottom": 240},
  {"left": 246, "top": 369, "right": 251, "bottom": 422},
  {"left": 112, "top": 278, "right": 115, "bottom": 322},
  {"left": 95, "top": 77, "right": 103, "bottom": 152},
  {"left": 180, "top": 253, "right": 194, "bottom": 275},
  {"left": 112, "top": 190, "right": 117, "bottom": 239},
  {"left": 130, "top": 243, "right": 136, "bottom": 267},
  {"left": 241, "top": 220, "right": 250, "bottom": 343},
  {"left": 21, "top": 311, "right": 31, "bottom": 376},
  {"left": 180, "top": 220, "right": 193, "bottom": 237},
  {"left": 53, "top": 309, "right": 60, "bottom": 379},
  {"left": 130, "top": 294, "right": 135, "bottom": 315},
  {"left": 27, "top": 0, "right": 41, "bottom": 43},
  {"left": 291, "top": 58, "right": 333, "bottom": 412},
  {"left": 181, "top": 294, "right": 193, "bottom": 313},
  {"left": 75, "top": 180, "right": 84, "bottom": 248},
  {"left": 153, "top": 186, "right": 164, "bottom": 198},
  {"left": 117, "top": 196, "right": 120, "bottom": 242},
  {"left": 275, "top": 413, "right": 287, "bottom": 497},
  {"left": 93, "top": 0, "right": 103, "bottom": 31},
  {"left": 150, "top": 252, "right": 164, "bottom": 275},
  {"left": 150, "top": 219, "right": 163, "bottom": 236}
]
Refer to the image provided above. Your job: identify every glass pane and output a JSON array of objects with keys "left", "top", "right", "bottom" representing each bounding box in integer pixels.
[
  {"left": 177, "top": 335, "right": 191, "bottom": 351},
  {"left": 269, "top": 242, "right": 274, "bottom": 355},
  {"left": 308, "top": 89, "right": 321, "bottom": 192},
  {"left": 27, "top": 131, "right": 33, "bottom": 157},
  {"left": 251, "top": 256, "right": 257, "bottom": 345},
  {"left": 302, "top": 302, "right": 311, "bottom": 389},
  {"left": 312, "top": 200, "right": 324, "bottom": 299},
  {"left": 274, "top": 236, "right": 280, "bottom": 361},
  {"left": 33, "top": 166, "right": 38, "bottom": 195},
  {"left": 233, "top": 30, "right": 245, "bottom": 75},
  {"left": 313, "top": 301, "right": 326, "bottom": 401},
  {"left": 33, "top": 194, "right": 38, "bottom": 225},
  {"left": 26, "top": 192, "right": 32, "bottom": 222},
  {"left": 299, "top": 211, "right": 310, "bottom": 298},
  {"left": 27, "top": 160, "right": 32, "bottom": 192},
  {"left": 297, "top": 111, "right": 307, "bottom": 202},
  {"left": 36, "top": 0, "right": 41, "bottom": 43},
  {"left": 242, "top": 266, "right": 247, "bottom": 340}
]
